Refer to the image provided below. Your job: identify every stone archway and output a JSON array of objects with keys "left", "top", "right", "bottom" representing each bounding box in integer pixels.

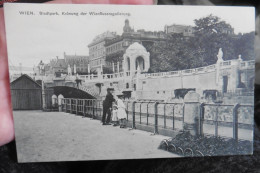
[{"left": 123, "top": 42, "right": 150, "bottom": 74}]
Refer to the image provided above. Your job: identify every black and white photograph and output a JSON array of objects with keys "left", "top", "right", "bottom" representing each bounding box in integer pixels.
[{"left": 4, "top": 3, "right": 255, "bottom": 162}]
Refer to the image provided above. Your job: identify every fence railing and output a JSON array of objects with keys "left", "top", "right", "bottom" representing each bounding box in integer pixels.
[
  {"left": 61, "top": 98, "right": 102, "bottom": 119},
  {"left": 60, "top": 98, "right": 253, "bottom": 142},
  {"left": 201, "top": 103, "right": 254, "bottom": 141}
]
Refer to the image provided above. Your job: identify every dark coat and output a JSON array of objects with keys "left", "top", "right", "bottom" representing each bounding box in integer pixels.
[{"left": 103, "top": 92, "right": 115, "bottom": 108}]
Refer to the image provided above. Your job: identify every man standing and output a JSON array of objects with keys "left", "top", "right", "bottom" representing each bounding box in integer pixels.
[{"left": 102, "top": 88, "right": 115, "bottom": 125}]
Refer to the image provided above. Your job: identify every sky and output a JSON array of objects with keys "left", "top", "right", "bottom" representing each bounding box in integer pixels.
[{"left": 4, "top": 3, "right": 255, "bottom": 68}]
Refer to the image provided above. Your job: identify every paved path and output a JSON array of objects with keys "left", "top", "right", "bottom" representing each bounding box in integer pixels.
[{"left": 13, "top": 111, "right": 178, "bottom": 163}]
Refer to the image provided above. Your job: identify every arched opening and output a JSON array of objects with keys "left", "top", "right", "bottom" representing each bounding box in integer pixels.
[
  {"left": 127, "top": 57, "right": 130, "bottom": 71},
  {"left": 58, "top": 94, "right": 64, "bottom": 106},
  {"left": 47, "top": 86, "right": 96, "bottom": 99},
  {"left": 51, "top": 94, "right": 58, "bottom": 106},
  {"left": 135, "top": 56, "right": 145, "bottom": 71},
  {"left": 126, "top": 83, "right": 129, "bottom": 89}
]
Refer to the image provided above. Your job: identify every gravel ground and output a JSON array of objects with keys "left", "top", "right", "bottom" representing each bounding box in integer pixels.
[{"left": 13, "top": 111, "right": 177, "bottom": 163}]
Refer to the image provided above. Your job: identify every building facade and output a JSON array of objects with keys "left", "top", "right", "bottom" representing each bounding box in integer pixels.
[
  {"left": 36, "top": 52, "right": 89, "bottom": 77},
  {"left": 164, "top": 24, "right": 195, "bottom": 37},
  {"left": 64, "top": 52, "right": 89, "bottom": 74},
  {"left": 104, "top": 19, "right": 167, "bottom": 73},
  {"left": 88, "top": 31, "right": 117, "bottom": 73}
]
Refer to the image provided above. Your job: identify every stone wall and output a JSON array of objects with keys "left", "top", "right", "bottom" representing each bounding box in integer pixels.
[{"left": 137, "top": 70, "right": 217, "bottom": 100}]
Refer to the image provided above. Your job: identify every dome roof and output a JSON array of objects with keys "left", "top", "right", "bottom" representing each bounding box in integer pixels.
[{"left": 127, "top": 42, "right": 146, "bottom": 51}]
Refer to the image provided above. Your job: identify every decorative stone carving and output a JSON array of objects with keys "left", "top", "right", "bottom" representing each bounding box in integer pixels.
[{"left": 123, "top": 42, "right": 150, "bottom": 74}]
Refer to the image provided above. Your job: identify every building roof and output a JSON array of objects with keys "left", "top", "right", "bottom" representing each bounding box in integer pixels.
[
  {"left": 127, "top": 42, "right": 146, "bottom": 51},
  {"left": 88, "top": 31, "right": 117, "bottom": 47},
  {"left": 11, "top": 74, "right": 41, "bottom": 88},
  {"left": 64, "top": 52, "right": 89, "bottom": 59}
]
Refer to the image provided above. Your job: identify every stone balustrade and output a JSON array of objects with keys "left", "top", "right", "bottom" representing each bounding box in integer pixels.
[{"left": 30, "top": 59, "right": 254, "bottom": 86}]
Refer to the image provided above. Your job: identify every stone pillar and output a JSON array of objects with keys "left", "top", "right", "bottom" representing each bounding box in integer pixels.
[
  {"left": 58, "top": 94, "right": 64, "bottom": 112},
  {"left": 97, "top": 68, "right": 102, "bottom": 79},
  {"left": 230, "top": 60, "right": 239, "bottom": 91},
  {"left": 74, "top": 64, "right": 77, "bottom": 74},
  {"left": 216, "top": 48, "right": 224, "bottom": 90},
  {"left": 112, "top": 62, "right": 115, "bottom": 73},
  {"left": 117, "top": 61, "right": 120, "bottom": 73},
  {"left": 183, "top": 91, "right": 201, "bottom": 136},
  {"left": 136, "top": 66, "right": 141, "bottom": 90},
  {"left": 122, "top": 60, "right": 125, "bottom": 76},
  {"left": 88, "top": 64, "right": 90, "bottom": 74},
  {"left": 100, "top": 63, "right": 103, "bottom": 74},
  {"left": 42, "top": 79, "right": 46, "bottom": 110}
]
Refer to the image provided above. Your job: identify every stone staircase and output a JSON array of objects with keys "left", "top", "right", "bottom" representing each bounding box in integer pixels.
[{"left": 79, "top": 85, "right": 100, "bottom": 99}]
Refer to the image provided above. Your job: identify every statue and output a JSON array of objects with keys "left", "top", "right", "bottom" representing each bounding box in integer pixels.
[
  {"left": 217, "top": 48, "right": 223, "bottom": 62},
  {"left": 238, "top": 54, "right": 242, "bottom": 61},
  {"left": 68, "top": 65, "right": 72, "bottom": 76},
  {"left": 39, "top": 60, "right": 45, "bottom": 75}
]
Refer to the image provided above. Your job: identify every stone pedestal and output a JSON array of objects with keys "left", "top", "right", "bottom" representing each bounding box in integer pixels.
[{"left": 183, "top": 91, "right": 200, "bottom": 136}]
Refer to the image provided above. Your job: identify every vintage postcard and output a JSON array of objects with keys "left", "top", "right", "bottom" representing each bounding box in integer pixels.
[{"left": 4, "top": 3, "right": 255, "bottom": 162}]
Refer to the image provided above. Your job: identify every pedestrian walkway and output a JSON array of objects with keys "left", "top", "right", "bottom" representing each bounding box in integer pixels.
[{"left": 13, "top": 111, "right": 178, "bottom": 163}]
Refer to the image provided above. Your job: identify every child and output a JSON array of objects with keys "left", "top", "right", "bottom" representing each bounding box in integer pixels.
[
  {"left": 116, "top": 94, "right": 127, "bottom": 128},
  {"left": 111, "top": 102, "right": 119, "bottom": 126}
]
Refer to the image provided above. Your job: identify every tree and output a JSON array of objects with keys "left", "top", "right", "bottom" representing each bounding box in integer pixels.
[
  {"left": 233, "top": 32, "right": 255, "bottom": 60},
  {"left": 105, "top": 50, "right": 124, "bottom": 62},
  {"left": 147, "top": 34, "right": 203, "bottom": 72},
  {"left": 194, "top": 14, "right": 236, "bottom": 64},
  {"left": 146, "top": 14, "right": 253, "bottom": 73}
]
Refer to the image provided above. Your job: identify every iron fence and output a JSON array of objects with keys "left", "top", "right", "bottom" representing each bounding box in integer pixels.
[{"left": 60, "top": 98, "right": 253, "bottom": 141}]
